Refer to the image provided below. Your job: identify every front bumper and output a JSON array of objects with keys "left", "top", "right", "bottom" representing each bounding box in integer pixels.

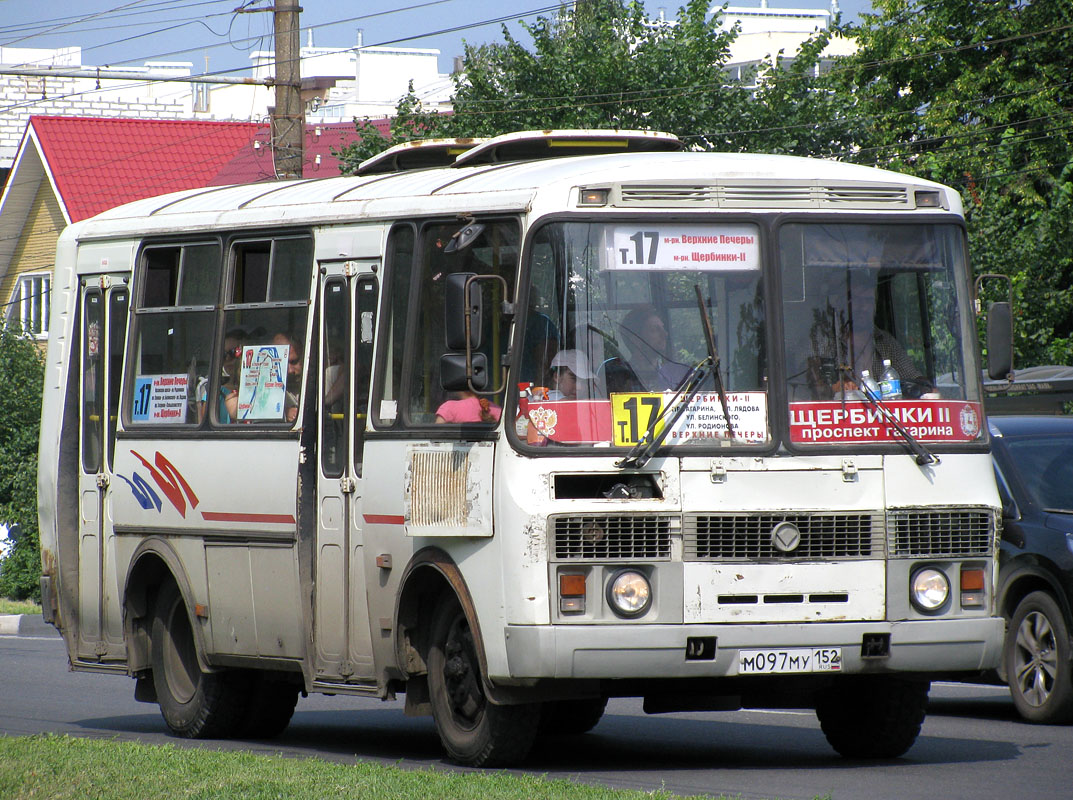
[{"left": 501, "top": 616, "right": 1004, "bottom": 680}]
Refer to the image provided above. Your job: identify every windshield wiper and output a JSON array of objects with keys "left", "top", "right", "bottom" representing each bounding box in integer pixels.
[
  {"left": 694, "top": 285, "right": 735, "bottom": 443},
  {"left": 616, "top": 357, "right": 711, "bottom": 470},
  {"left": 847, "top": 367, "right": 939, "bottom": 467},
  {"left": 616, "top": 286, "right": 738, "bottom": 470}
]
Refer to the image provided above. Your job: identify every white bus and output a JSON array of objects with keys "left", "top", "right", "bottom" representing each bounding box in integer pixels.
[{"left": 39, "top": 130, "right": 1007, "bottom": 766}]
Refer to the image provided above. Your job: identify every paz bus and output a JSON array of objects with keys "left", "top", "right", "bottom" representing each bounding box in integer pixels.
[{"left": 38, "top": 129, "right": 1008, "bottom": 766}]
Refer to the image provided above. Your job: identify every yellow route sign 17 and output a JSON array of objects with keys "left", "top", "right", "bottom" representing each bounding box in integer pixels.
[{"left": 611, "top": 393, "right": 665, "bottom": 447}]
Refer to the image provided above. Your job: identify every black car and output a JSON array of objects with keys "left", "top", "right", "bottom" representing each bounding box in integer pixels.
[{"left": 990, "top": 414, "right": 1073, "bottom": 723}]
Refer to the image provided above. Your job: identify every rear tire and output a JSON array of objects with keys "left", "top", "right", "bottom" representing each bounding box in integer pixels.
[
  {"left": 239, "top": 672, "right": 300, "bottom": 739},
  {"left": 815, "top": 677, "right": 928, "bottom": 759},
  {"left": 151, "top": 583, "right": 249, "bottom": 739},
  {"left": 1005, "top": 591, "right": 1073, "bottom": 723},
  {"left": 427, "top": 593, "right": 539, "bottom": 766},
  {"left": 538, "top": 697, "right": 607, "bottom": 735}
]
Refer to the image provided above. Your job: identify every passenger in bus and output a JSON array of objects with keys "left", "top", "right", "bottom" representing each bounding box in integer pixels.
[
  {"left": 197, "top": 328, "right": 243, "bottom": 424},
  {"left": 547, "top": 349, "right": 594, "bottom": 401},
  {"left": 603, "top": 307, "right": 690, "bottom": 393},
  {"left": 272, "top": 331, "right": 303, "bottom": 422},
  {"left": 520, "top": 306, "right": 560, "bottom": 386},
  {"left": 435, "top": 391, "right": 502, "bottom": 423},
  {"left": 805, "top": 274, "right": 933, "bottom": 400}
]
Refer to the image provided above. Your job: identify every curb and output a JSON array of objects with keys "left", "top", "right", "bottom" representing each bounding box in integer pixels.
[{"left": 0, "top": 614, "right": 57, "bottom": 636}]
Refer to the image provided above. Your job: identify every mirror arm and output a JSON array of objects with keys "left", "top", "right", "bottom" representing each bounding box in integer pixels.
[{"left": 464, "top": 273, "right": 512, "bottom": 396}]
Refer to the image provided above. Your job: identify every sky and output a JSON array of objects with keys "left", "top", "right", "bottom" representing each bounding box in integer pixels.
[{"left": 0, "top": 1, "right": 874, "bottom": 78}]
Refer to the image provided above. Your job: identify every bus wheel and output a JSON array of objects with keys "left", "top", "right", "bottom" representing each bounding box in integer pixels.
[
  {"left": 427, "top": 594, "right": 539, "bottom": 766},
  {"left": 815, "top": 677, "right": 928, "bottom": 759},
  {"left": 151, "top": 583, "right": 249, "bottom": 739},
  {"left": 239, "top": 673, "right": 300, "bottom": 739},
  {"left": 538, "top": 697, "right": 607, "bottom": 735},
  {"left": 1005, "top": 591, "right": 1073, "bottom": 723}
]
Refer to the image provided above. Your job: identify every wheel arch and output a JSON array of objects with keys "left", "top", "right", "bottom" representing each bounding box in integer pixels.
[
  {"left": 394, "top": 547, "right": 487, "bottom": 682},
  {"left": 999, "top": 564, "right": 1073, "bottom": 628},
  {"left": 123, "top": 537, "right": 209, "bottom": 675}
]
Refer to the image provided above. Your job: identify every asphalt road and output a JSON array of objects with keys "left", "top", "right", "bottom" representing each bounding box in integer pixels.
[{"left": 3, "top": 630, "right": 1070, "bottom": 800}]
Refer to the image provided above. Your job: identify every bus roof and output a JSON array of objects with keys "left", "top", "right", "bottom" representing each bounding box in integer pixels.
[{"left": 69, "top": 150, "right": 959, "bottom": 242}]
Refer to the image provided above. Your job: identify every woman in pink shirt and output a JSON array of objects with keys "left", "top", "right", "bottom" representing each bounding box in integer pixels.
[{"left": 435, "top": 391, "right": 502, "bottom": 423}]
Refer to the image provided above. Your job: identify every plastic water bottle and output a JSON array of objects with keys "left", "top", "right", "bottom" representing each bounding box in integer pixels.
[
  {"left": 859, "top": 369, "right": 881, "bottom": 401},
  {"left": 879, "top": 359, "right": 902, "bottom": 400}
]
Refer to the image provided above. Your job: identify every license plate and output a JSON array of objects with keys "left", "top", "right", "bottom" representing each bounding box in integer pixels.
[{"left": 738, "top": 647, "right": 842, "bottom": 674}]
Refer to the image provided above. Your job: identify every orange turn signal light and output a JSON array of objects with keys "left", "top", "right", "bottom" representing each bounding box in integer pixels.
[
  {"left": 560, "top": 574, "right": 587, "bottom": 597},
  {"left": 960, "top": 568, "right": 985, "bottom": 592}
]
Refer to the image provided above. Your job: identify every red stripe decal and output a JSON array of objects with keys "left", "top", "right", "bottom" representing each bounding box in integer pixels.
[
  {"left": 363, "top": 514, "right": 406, "bottom": 525},
  {"left": 201, "top": 511, "right": 296, "bottom": 524}
]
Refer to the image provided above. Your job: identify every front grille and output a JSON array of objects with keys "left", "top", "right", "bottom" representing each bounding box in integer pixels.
[
  {"left": 684, "top": 512, "right": 884, "bottom": 560},
  {"left": 552, "top": 515, "right": 673, "bottom": 560},
  {"left": 887, "top": 509, "right": 993, "bottom": 557}
]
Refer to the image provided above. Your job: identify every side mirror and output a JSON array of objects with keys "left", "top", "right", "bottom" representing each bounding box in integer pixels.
[
  {"left": 445, "top": 272, "right": 481, "bottom": 350},
  {"left": 986, "top": 301, "right": 1013, "bottom": 381},
  {"left": 440, "top": 352, "right": 489, "bottom": 392}
]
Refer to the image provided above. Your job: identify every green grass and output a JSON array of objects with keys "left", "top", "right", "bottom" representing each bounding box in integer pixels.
[
  {"left": 0, "top": 599, "right": 40, "bottom": 615},
  {"left": 0, "top": 734, "right": 766, "bottom": 800}
]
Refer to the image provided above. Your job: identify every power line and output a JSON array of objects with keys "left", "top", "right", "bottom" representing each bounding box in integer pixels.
[{"left": 0, "top": 2, "right": 568, "bottom": 115}]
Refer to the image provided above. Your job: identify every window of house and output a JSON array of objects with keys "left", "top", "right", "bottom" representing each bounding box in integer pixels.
[{"left": 6, "top": 272, "right": 51, "bottom": 338}]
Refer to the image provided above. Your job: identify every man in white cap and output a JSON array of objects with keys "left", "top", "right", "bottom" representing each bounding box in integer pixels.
[{"left": 547, "top": 349, "right": 593, "bottom": 400}]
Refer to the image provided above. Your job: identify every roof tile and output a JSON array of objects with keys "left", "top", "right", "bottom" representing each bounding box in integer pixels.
[{"left": 30, "top": 116, "right": 384, "bottom": 222}]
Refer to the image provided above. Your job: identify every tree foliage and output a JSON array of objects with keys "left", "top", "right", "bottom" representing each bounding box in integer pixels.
[
  {"left": 336, "top": 0, "right": 834, "bottom": 168},
  {"left": 831, "top": 0, "right": 1073, "bottom": 365},
  {"left": 0, "top": 323, "right": 44, "bottom": 601}
]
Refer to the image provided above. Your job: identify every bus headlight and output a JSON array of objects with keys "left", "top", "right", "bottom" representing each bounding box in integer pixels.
[
  {"left": 606, "top": 570, "right": 651, "bottom": 618},
  {"left": 910, "top": 567, "right": 949, "bottom": 612}
]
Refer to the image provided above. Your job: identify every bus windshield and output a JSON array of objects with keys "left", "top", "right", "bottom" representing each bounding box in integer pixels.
[
  {"left": 518, "top": 220, "right": 768, "bottom": 448},
  {"left": 517, "top": 219, "right": 983, "bottom": 451},
  {"left": 781, "top": 222, "right": 983, "bottom": 447}
]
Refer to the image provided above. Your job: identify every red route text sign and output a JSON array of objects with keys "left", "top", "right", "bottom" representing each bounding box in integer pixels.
[{"left": 788, "top": 400, "right": 983, "bottom": 444}]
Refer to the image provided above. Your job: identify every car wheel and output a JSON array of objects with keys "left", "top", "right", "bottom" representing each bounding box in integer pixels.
[{"left": 1005, "top": 590, "right": 1073, "bottom": 723}]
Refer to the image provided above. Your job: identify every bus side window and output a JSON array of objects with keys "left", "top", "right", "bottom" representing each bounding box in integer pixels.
[
  {"left": 403, "top": 219, "right": 519, "bottom": 427},
  {"left": 128, "top": 243, "right": 218, "bottom": 426},
  {"left": 372, "top": 224, "right": 415, "bottom": 428},
  {"left": 354, "top": 277, "right": 377, "bottom": 474},
  {"left": 220, "top": 236, "right": 312, "bottom": 425}
]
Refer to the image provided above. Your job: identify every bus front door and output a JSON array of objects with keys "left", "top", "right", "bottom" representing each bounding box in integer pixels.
[
  {"left": 313, "top": 265, "right": 378, "bottom": 684},
  {"left": 76, "top": 277, "right": 129, "bottom": 663}
]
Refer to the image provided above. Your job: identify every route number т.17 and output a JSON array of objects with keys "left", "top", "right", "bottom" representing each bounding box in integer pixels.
[
  {"left": 611, "top": 393, "right": 665, "bottom": 446},
  {"left": 620, "top": 231, "right": 659, "bottom": 266}
]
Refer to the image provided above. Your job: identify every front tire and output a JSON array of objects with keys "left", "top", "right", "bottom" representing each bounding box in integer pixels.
[
  {"left": 815, "top": 677, "right": 928, "bottom": 758},
  {"left": 1005, "top": 591, "right": 1073, "bottom": 723},
  {"left": 151, "top": 583, "right": 249, "bottom": 739},
  {"left": 427, "top": 594, "right": 539, "bottom": 766}
]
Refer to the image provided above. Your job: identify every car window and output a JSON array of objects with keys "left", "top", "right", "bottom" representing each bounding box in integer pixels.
[{"left": 1005, "top": 434, "right": 1073, "bottom": 512}]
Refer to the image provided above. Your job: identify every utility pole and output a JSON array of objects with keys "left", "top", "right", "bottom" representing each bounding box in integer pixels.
[{"left": 273, "top": 0, "right": 304, "bottom": 179}]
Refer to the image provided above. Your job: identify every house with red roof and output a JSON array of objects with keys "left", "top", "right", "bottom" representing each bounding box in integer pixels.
[{"left": 0, "top": 115, "right": 385, "bottom": 340}]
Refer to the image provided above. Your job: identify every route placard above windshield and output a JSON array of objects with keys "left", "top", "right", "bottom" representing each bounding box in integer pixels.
[{"left": 605, "top": 224, "right": 760, "bottom": 271}]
